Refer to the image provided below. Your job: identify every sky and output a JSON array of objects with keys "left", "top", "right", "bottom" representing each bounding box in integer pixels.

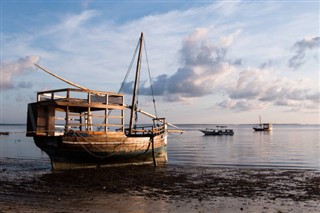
[{"left": 1, "top": 0, "right": 319, "bottom": 124}]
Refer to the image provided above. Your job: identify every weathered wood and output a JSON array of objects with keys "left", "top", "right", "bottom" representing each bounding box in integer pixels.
[
  {"left": 35, "top": 64, "right": 90, "bottom": 92},
  {"left": 53, "top": 101, "right": 125, "bottom": 110},
  {"left": 167, "top": 129, "right": 185, "bottom": 133},
  {"left": 47, "top": 106, "right": 55, "bottom": 136},
  {"left": 27, "top": 103, "right": 37, "bottom": 135},
  {"left": 129, "top": 32, "right": 144, "bottom": 134}
]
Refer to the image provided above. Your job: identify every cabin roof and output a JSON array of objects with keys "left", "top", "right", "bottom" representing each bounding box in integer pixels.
[{"left": 37, "top": 88, "right": 124, "bottom": 97}]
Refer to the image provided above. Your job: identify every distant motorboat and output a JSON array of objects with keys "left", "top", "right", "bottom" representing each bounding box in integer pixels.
[
  {"left": 200, "top": 126, "right": 234, "bottom": 136},
  {"left": 253, "top": 116, "right": 272, "bottom": 131},
  {"left": 0, "top": 132, "right": 9, "bottom": 135}
]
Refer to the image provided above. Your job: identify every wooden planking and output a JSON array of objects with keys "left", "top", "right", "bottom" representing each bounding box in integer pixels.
[
  {"left": 54, "top": 100, "right": 124, "bottom": 110},
  {"left": 26, "top": 103, "right": 38, "bottom": 136}
]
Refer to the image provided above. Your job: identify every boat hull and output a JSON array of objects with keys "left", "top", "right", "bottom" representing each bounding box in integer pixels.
[
  {"left": 34, "top": 134, "right": 167, "bottom": 170},
  {"left": 253, "top": 128, "right": 271, "bottom": 131},
  {"left": 200, "top": 130, "right": 234, "bottom": 136},
  {"left": 253, "top": 123, "right": 272, "bottom": 131}
]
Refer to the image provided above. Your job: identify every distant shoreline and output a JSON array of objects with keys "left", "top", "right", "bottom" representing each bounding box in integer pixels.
[
  {"left": 0, "top": 123, "right": 319, "bottom": 126},
  {"left": 0, "top": 123, "right": 27, "bottom": 126},
  {"left": 176, "top": 123, "right": 319, "bottom": 125}
]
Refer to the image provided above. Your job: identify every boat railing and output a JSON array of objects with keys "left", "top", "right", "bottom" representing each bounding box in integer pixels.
[
  {"left": 27, "top": 88, "right": 126, "bottom": 136},
  {"left": 28, "top": 88, "right": 167, "bottom": 137},
  {"left": 37, "top": 88, "right": 124, "bottom": 105},
  {"left": 216, "top": 125, "right": 227, "bottom": 129},
  {"left": 125, "top": 125, "right": 165, "bottom": 136},
  {"left": 53, "top": 108, "right": 124, "bottom": 134},
  {"left": 125, "top": 118, "right": 166, "bottom": 137}
]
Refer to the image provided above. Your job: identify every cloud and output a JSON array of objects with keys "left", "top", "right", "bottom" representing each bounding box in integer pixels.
[
  {"left": 2, "top": 3, "right": 318, "bottom": 122},
  {"left": 220, "top": 68, "right": 320, "bottom": 112},
  {"left": 288, "top": 36, "right": 320, "bottom": 69},
  {"left": 82, "top": 0, "right": 93, "bottom": 9},
  {"left": 229, "top": 68, "right": 271, "bottom": 100},
  {"left": 219, "top": 29, "right": 242, "bottom": 46},
  {"left": 259, "top": 59, "right": 273, "bottom": 69},
  {"left": 0, "top": 56, "right": 40, "bottom": 90},
  {"left": 59, "top": 10, "right": 99, "bottom": 32},
  {"left": 120, "top": 29, "right": 319, "bottom": 113},
  {"left": 217, "top": 99, "right": 268, "bottom": 112},
  {"left": 121, "top": 28, "right": 239, "bottom": 100}
]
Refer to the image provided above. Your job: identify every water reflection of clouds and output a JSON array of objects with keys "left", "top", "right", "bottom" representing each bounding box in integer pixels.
[{"left": 168, "top": 125, "right": 319, "bottom": 169}]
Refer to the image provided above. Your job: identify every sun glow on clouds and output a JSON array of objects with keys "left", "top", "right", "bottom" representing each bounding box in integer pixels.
[
  {"left": 123, "top": 29, "right": 319, "bottom": 114},
  {"left": 1, "top": 1, "right": 319, "bottom": 123},
  {"left": 123, "top": 29, "right": 237, "bottom": 100}
]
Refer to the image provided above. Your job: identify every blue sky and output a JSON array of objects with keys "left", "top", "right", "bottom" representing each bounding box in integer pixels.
[{"left": 1, "top": 0, "right": 319, "bottom": 124}]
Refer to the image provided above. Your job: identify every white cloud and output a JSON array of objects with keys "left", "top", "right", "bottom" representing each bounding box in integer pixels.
[
  {"left": 121, "top": 28, "right": 238, "bottom": 100},
  {"left": 0, "top": 56, "right": 40, "bottom": 90},
  {"left": 223, "top": 68, "right": 319, "bottom": 112},
  {"left": 217, "top": 99, "right": 268, "bottom": 112},
  {"left": 220, "top": 29, "right": 242, "bottom": 46},
  {"left": 82, "top": 0, "right": 93, "bottom": 10},
  {"left": 118, "top": 27, "right": 319, "bottom": 114}
]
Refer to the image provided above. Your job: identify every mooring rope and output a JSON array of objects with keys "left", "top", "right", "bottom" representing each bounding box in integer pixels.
[
  {"left": 70, "top": 131, "right": 153, "bottom": 161},
  {"left": 150, "top": 135, "right": 157, "bottom": 167},
  {"left": 72, "top": 131, "right": 113, "bottom": 159}
]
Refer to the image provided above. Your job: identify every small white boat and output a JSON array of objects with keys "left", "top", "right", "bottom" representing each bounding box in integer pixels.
[{"left": 200, "top": 126, "right": 234, "bottom": 136}]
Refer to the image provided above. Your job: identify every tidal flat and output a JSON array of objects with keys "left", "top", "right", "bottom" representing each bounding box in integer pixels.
[{"left": 0, "top": 158, "right": 319, "bottom": 213}]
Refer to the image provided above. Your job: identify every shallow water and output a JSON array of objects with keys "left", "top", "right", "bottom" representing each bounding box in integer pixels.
[
  {"left": 168, "top": 124, "right": 320, "bottom": 170},
  {"left": 1, "top": 124, "right": 319, "bottom": 170}
]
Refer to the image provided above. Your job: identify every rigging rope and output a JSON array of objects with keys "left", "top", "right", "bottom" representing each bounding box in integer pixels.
[
  {"left": 117, "top": 36, "right": 159, "bottom": 126},
  {"left": 135, "top": 56, "right": 142, "bottom": 125},
  {"left": 115, "top": 39, "right": 140, "bottom": 120},
  {"left": 118, "top": 40, "right": 140, "bottom": 94},
  {"left": 143, "top": 39, "right": 158, "bottom": 120}
]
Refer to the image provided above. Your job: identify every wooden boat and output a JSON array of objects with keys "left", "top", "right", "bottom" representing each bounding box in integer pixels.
[
  {"left": 26, "top": 33, "right": 176, "bottom": 170},
  {"left": 200, "top": 126, "right": 234, "bottom": 136},
  {"left": 253, "top": 116, "right": 272, "bottom": 131}
]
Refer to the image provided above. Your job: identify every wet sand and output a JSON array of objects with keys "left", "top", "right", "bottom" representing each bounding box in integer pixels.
[{"left": 0, "top": 158, "right": 319, "bottom": 212}]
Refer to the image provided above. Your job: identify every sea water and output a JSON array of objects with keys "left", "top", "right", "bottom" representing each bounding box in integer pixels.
[
  {"left": 1, "top": 124, "right": 319, "bottom": 170},
  {"left": 168, "top": 124, "right": 320, "bottom": 169}
]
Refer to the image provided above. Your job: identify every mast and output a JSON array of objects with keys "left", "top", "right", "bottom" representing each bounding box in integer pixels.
[
  {"left": 129, "top": 32, "right": 144, "bottom": 134},
  {"left": 259, "top": 115, "right": 262, "bottom": 126}
]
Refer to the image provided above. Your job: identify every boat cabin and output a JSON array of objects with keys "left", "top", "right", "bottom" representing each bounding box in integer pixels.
[{"left": 27, "top": 88, "right": 125, "bottom": 137}]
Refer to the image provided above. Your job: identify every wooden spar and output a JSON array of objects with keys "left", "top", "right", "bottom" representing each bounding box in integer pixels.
[
  {"left": 34, "top": 63, "right": 90, "bottom": 92},
  {"left": 136, "top": 108, "right": 179, "bottom": 128},
  {"left": 137, "top": 109, "right": 183, "bottom": 133},
  {"left": 124, "top": 104, "right": 179, "bottom": 129},
  {"left": 129, "top": 32, "right": 144, "bottom": 134}
]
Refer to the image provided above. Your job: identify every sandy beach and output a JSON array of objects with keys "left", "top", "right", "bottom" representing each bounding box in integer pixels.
[{"left": 0, "top": 158, "right": 319, "bottom": 212}]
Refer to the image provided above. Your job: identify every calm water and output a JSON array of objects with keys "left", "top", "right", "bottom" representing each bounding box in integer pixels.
[{"left": 1, "top": 124, "right": 319, "bottom": 170}]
